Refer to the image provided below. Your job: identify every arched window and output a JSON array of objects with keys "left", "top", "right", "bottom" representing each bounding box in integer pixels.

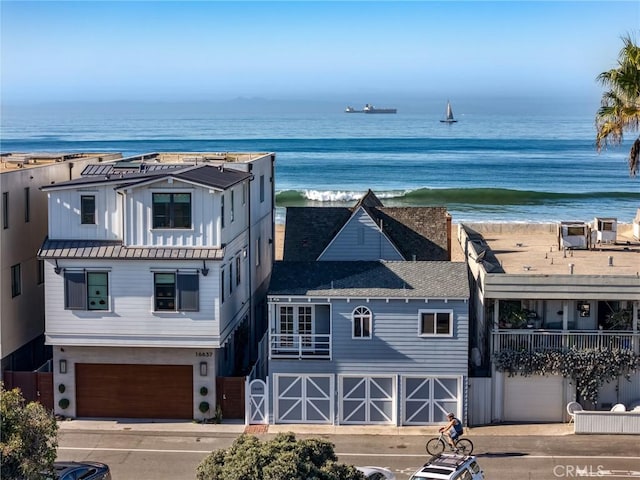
[{"left": 352, "top": 306, "right": 372, "bottom": 339}]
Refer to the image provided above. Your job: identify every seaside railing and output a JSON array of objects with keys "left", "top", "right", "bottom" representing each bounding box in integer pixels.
[
  {"left": 269, "top": 333, "right": 331, "bottom": 360},
  {"left": 492, "top": 330, "right": 640, "bottom": 353}
]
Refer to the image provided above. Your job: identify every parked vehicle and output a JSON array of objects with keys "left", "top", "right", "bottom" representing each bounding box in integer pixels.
[
  {"left": 409, "top": 453, "right": 484, "bottom": 480},
  {"left": 52, "top": 461, "right": 111, "bottom": 480},
  {"left": 357, "top": 465, "right": 397, "bottom": 479}
]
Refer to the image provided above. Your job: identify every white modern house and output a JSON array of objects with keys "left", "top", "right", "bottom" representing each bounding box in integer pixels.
[
  {"left": 38, "top": 152, "right": 275, "bottom": 420},
  {"left": 1, "top": 152, "right": 121, "bottom": 382}
]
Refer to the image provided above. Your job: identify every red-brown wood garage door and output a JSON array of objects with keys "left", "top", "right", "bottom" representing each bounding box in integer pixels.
[{"left": 76, "top": 364, "right": 193, "bottom": 419}]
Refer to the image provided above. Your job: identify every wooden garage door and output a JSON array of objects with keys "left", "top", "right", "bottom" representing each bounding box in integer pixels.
[{"left": 76, "top": 364, "right": 193, "bottom": 419}]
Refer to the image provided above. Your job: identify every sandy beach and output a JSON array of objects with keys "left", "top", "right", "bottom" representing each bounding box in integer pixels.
[{"left": 274, "top": 221, "right": 636, "bottom": 263}]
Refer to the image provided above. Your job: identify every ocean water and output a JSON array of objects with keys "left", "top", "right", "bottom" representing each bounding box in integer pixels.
[{"left": 2, "top": 106, "right": 639, "bottom": 224}]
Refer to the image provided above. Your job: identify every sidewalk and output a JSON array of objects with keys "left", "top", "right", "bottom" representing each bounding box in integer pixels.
[{"left": 57, "top": 418, "right": 574, "bottom": 437}]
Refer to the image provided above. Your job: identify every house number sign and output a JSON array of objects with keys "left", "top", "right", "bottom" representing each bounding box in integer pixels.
[{"left": 196, "top": 352, "right": 212, "bottom": 357}]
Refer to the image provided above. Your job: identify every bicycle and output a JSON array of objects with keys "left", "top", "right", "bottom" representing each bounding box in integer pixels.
[{"left": 425, "top": 431, "right": 474, "bottom": 455}]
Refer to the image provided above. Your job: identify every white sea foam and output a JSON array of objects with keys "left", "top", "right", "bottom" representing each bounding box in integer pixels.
[{"left": 302, "top": 189, "right": 409, "bottom": 202}]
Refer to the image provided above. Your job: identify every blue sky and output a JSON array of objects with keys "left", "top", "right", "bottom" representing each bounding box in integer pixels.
[{"left": 1, "top": 1, "right": 639, "bottom": 105}]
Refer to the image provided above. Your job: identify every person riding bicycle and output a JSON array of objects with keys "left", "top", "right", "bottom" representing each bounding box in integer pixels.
[{"left": 439, "top": 412, "right": 464, "bottom": 451}]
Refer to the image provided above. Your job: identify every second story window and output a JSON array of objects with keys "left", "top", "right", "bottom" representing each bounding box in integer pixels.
[
  {"left": 37, "top": 260, "right": 45, "bottom": 285},
  {"left": 353, "top": 306, "right": 372, "bottom": 339},
  {"left": 235, "top": 256, "right": 241, "bottom": 286},
  {"left": 230, "top": 190, "right": 235, "bottom": 222},
  {"left": 24, "top": 187, "right": 30, "bottom": 223},
  {"left": 64, "top": 270, "right": 109, "bottom": 310},
  {"left": 221, "top": 195, "right": 225, "bottom": 228},
  {"left": 81, "top": 195, "right": 96, "bottom": 224},
  {"left": 3, "top": 192, "right": 8, "bottom": 229},
  {"left": 220, "top": 268, "right": 225, "bottom": 304},
  {"left": 419, "top": 310, "right": 453, "bottom": 337},
  {"left": 11, "top": 264, "right": 21, "bottom": 297},
  {"left": 154, "top": 272, "right": 199, "bottom": 312},
  {"left": 259, "top": 175, "right": 265, "bottom": 203},
  {"left": 153, "top": 193, "right": 191, "bottom": 229}
]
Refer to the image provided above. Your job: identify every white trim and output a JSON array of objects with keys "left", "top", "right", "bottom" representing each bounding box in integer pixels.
[
  {"left": 351, "top": 305, "right": 373, "bottom": 340},
  {"left": 418, "top": 309, "right": 454, "bottom": 337}
]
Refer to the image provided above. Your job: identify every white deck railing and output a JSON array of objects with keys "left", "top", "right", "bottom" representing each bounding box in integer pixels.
[
  {"left": 492, "top": 330, "right": 640, "bottom": 353},
  {"left": 269, "top": 333, "right": 331, "bottom": 359}
]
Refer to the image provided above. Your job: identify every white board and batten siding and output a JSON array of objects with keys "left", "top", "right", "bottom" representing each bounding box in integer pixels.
[
  {"left": 44, "top": 258, "right": 222, "bottom": 348},
  {"left": 319, "top": 208, "right": 403, "bottom": 261},
  {"left": 124, "top": 180, "right": 221, "bottom": 247},
  {"left": 48, "top": 186, "right": 122, "bottom": 240}
]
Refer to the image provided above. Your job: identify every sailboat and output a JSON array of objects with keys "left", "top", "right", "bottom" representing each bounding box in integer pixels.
[{"left": 440, "top": 100, "right": 457, "bottom": 123}]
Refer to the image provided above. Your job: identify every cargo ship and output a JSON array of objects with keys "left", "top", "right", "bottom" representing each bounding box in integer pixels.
[{"left": 345, "top": 104, "right": 397, "bottom": 114}]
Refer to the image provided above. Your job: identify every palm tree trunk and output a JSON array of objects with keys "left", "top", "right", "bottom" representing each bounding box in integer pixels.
[{"left": 630, "top": 136, "right": 640, "bottom": 178}]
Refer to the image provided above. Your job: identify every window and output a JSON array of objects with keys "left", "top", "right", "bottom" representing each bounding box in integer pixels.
[
  {"left": 152, "top": 193, "right": 191, "bottom": 229},
  {"left": 80, "top": 195, "right": 96, "bottom": 224},
  {"left": 256, "top": 236, "right": 261, "bottom": 266},
  {"left": 278, "top": 306, "right": 313, "bottom": 347},
  {"left": 352, "top": 306, "right": 372, "bottom": 339},
  {"left": 221, "top": 195, "right": 225, "bottom": 228},
  {"left": 259, "top": 175, "right": 265, "bottom": 203},
  {"left": 37, "top": 260, "right": 45, "bottom": 285},
  {"left": 64, "top": 270, "right": 109, "bottom": 310},
  {"left": 24, "top": 187, "right": 30, "bottom": 223},
  {"left": 3, "top": 192, "right": 8, "bottom": 229},
  {"left": 220, "top": 268, "right": 225, "bottom": 304},
  {"left": 230, "top": 190, "right": 235, "bottom": 222},
  {"left": 242, "top": 183, "right": 246, "bottom": 205},
  {"left": 235, "top": 256, "right": 241, "bottom": 286},
  {"left": 420, "top": 310, "right": 453, "bottom": 336},
  {"left": 229, "top": 261, "right": 233, "bottom": 294},
  {"left": 11, "top": 264, "right": 21, "bottom": 297},
  {"left": 154, "top": 272, "right": 198, "bottom": 311}
]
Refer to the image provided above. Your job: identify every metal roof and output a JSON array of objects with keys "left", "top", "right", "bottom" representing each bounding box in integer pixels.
[
  {"left": 38, "top": 239, "right": 224, "bottom": 260},
  {"left": 41, "top": 164, "right": 251, "bottom": 191}
]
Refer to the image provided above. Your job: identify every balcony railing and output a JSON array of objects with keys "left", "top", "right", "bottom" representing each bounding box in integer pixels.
[
  {"left": 493, "top": 330, "right": 640, "bottom": 353},
  {"left": 269, "top": 333, "right": 331, "bottom": 360}
]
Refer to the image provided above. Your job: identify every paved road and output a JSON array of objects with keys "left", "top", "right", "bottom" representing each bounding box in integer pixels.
[{"left": 57, "top": 430, "right": 640, "bottom": 479}]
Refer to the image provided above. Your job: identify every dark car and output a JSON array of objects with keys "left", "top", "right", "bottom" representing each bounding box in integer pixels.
[{"left": 52, "top": 461, "right": 111, "bottom": 480}]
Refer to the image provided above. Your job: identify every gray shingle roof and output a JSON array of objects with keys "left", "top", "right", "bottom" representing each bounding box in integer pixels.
[
  {"left": 283, "top": 207, "right": 353, "bottom": 261},
  {"left": 38, "top": 239, "right": 224, "bottom": 260},
  {"left": 269, "top": 261, "right": 469, "bottom": 298},
  {"left": 282, "top": 204, "right": 450, "bottom": 261}
]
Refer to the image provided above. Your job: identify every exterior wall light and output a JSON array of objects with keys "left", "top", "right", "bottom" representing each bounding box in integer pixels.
[
  {"left": 59, "top": 359, "right": 67, "bottom": 374},
  {"left": 199, "top": 362, "right": 208, "bottom": 377}
]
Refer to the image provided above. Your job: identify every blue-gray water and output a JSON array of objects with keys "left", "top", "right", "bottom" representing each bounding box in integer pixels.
[{"left": 2, "top": 105, "right": 638, "bottom": 224}]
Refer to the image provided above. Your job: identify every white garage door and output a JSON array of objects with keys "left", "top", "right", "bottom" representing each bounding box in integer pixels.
[
  {"left": 504, "top": 375, "right": 564, "bottom": 422},
  {"left": 274, "top": 374, "right": 333, "bottom": 424},
  {"left": 403, "top": 376, "right": 462, "bottom": 425},
  {"left": 339, "top": 375, "right": 395, "bottom": 425}
]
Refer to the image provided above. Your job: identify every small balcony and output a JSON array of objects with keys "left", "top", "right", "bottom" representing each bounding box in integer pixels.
[
  {"left": 493, "top": 330, "right": 640, "bottom": 354},
  {"left": 269, "top": 333, "right": 332, "bottom": 360}
]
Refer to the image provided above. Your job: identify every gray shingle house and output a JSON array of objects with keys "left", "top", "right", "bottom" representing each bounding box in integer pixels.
[{"left": 254, "top": 191, "right": 470, "bottom": 426}]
